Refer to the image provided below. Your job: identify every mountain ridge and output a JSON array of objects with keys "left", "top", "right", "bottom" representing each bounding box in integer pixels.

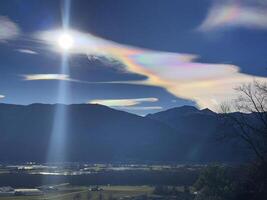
[{"left": 0, "top": 103, "right": 248, "bottom": 163}]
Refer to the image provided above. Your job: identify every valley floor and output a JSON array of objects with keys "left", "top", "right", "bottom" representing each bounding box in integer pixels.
[{"left": 0, "top": 185, "right": 161, "bottom": 200}]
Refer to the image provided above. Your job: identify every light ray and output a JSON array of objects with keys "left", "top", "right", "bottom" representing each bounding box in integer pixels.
[{"left": 44, "top": 0, "right": 72, "bottom": 184}]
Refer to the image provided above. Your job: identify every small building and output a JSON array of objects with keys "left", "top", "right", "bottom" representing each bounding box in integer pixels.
[{"left": 89, "top": 186, "right": 103, "bottom": 191}]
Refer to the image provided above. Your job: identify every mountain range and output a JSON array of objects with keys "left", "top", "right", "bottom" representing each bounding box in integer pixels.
[{"left": 0, "top": 103, "right": 249, "bottom": 163}]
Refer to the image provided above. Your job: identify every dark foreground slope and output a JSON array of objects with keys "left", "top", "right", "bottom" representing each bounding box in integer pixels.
[{"left": 0, "top": 104, "right": 247, "bottom": 163}]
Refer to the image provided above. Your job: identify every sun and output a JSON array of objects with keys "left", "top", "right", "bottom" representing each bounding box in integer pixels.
[{"left": 57, "top": 32, "right": 74, "bottom": 50}]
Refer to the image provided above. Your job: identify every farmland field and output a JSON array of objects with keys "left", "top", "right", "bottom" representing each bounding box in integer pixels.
[{"left": 0, "top": 185, "right": 154, "bottom": 200}]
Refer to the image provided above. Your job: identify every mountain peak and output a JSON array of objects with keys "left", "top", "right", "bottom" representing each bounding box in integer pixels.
[
  {"left": 201, "top": 108, "right": 215, "bottom": 115},
  {"left": 162, "top": 105, "right": 199, "bottom": 114},
  {"left": 146, "top": 105, "right": 199, "bottom": 119},
  {"left": 176, "top": 105, "right": 199, "bottom": 111}
]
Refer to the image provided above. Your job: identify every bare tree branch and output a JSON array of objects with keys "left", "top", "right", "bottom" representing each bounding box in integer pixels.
[{"left": 220, "top": 81, "right": 267, "bottom": 163}]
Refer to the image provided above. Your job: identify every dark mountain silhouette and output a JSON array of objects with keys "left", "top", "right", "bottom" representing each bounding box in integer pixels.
[
  {"left": 147, "top": 106, "right": 251, "bottom": 162},
  {"left": 0, "top": 104, "right": 248, "bottom": 163},
  {"left": 146, "top": 105, "right": 217, "bottom": 133}
]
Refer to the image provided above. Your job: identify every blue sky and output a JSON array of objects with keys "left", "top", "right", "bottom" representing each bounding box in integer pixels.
[{"left": 0, "top": 0, "right": 267, "bottom": 115}]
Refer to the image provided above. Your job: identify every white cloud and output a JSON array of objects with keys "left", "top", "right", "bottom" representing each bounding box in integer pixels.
[
  {"left": 199, "top": 1, "right": 267, "bottom": 31},
  {"left": 89, "top": 97, "right": 158, "bottom": 107},
  {"left": 21, "top": 73, "right": 136, "bottom": 84},
  {"left": 38, "top": 29, "right": 267, "bottom": 111},
  {"left": 16, "top": 49, "right": 38, "bottom": 55},
  {"left": 0, "top": 16, "right": 20, "bottom": 41},
  {"left": 0, "top": 95, "right": 5, "bottom": 99},
  {"left": 22, "top": 74, "right": 71, "bottom": 81}
]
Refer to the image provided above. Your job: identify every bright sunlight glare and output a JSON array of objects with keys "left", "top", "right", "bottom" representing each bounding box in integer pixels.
[{"left": 58, "top": 33, "right": 73, "bottom": 50}]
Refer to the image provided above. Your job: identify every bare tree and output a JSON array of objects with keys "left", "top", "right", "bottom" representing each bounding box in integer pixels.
[{"left": 221, "top": 81, "right": 267, "bottom": 163}]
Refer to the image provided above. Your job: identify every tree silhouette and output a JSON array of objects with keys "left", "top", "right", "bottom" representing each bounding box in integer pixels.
[
  {"left": 220, "top": 81, "right": 267, "bottom": 199},
  {"left": 73, "top": 193, "right": 81, "bottom": 200},
  {"left": 194, "top": 165, "right": 235, "bottom": 200},
  {"left": 221, "top": 81, "right": 267, "bottom": 163}
]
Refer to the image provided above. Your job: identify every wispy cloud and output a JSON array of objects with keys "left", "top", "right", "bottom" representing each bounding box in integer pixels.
[
  {"left": 16, "top": 49, "right": 38, "bottom": 55},
  {"left": 0, "top": 95, "right": 5, "bottom": 99},
  {"left": 0, "top": 16, "right": 20, "bottom": 41},
  {"left": 22, "top": 74, "right": 71, "bottom": 81},
  {"left": 21, "top": 73, "right": 137, "bottom": 84},
  {"left": 38, "top": 29, "right": 267, "bottom": 111},
  {"left": 120, "top": 106, "right": 162, "bottom": 110},
  {"left": 89, "top": 97, "right": 158, "bottom": 107},
  {"left": 198, "top": 1, "right": 267, "bottom": 31},
  {"left": 89, "top": 98, "right": 161, "bottom": 111}
]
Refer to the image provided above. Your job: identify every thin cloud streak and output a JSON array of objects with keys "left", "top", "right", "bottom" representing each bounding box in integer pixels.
[
  {"left": 22, "top": 73, "right": 142, "bottom": 85},
  {"left": 16, "top": 49, "right": 38, "bottom": 55},
  {"left": 90, "top": 97, "right": 158, "bottom": 107},
  {"left": 22, "top": 74, "right": 71, "bottom": 81},
  {"left": 119, "top": 106, "right": 162, "bottom": 110}
]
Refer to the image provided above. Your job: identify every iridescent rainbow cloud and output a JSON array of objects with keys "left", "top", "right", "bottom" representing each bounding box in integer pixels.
[
  {"left": 38, "top": 30, "right": 267, "bottom": 111},
  {"left": 0, "top": 16, "right": 20, "bottom": 41},
  {"left": 199, "top": 1, "right": 267, "bottom": 31}
]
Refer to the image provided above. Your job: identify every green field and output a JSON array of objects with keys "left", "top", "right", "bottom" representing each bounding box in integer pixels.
[{"left": 0, "top": 186, "right": 154, "bottom": 200}]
